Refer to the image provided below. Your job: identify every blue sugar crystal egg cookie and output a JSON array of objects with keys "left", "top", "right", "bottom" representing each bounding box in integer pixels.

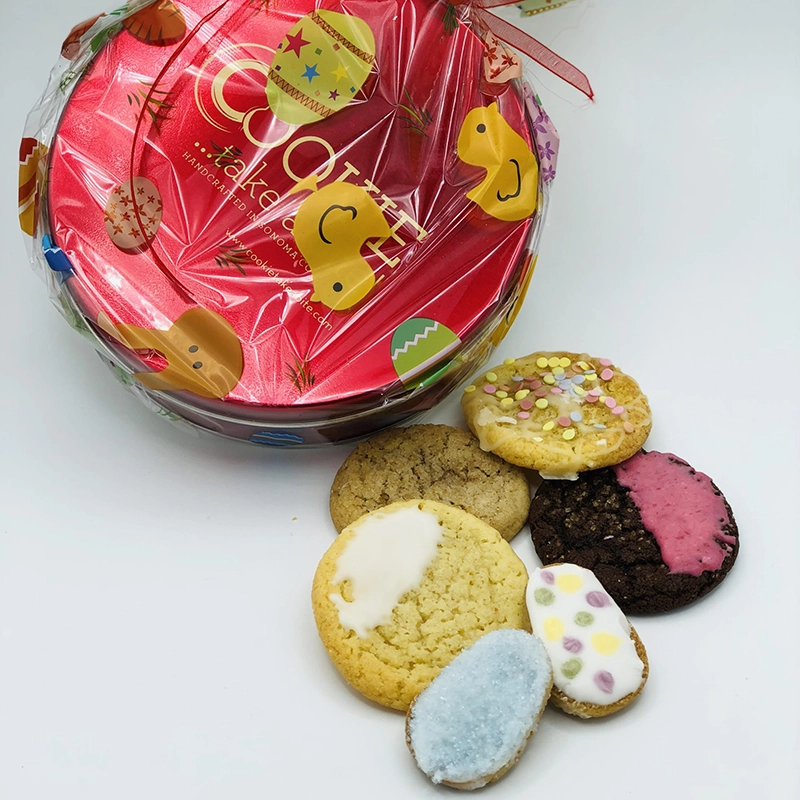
[{"left": 406, "top": 629, "right": 552, "bottom": 790}]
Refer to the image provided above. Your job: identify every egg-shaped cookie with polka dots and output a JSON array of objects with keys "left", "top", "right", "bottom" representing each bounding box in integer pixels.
[
  {"left": 526, "top": 563, "right": 648, "bottom": 718},
  {"left": 461, "top": 352, "right": 652, "bottom": 479}
]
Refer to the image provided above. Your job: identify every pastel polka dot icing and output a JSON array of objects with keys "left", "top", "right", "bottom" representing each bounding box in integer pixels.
[
  {"left": 526, "top": 564, "right": 646, "bottom": 709},
  {"left": 462, "top": 351, "right": 652, "bottom": 478}
]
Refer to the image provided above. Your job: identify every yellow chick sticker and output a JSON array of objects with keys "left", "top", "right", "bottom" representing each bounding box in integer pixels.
[
  {"left": 457, "top": 103, "right": 539, "bottom": 222},
  {"left": 294, "top": 182, "right": 391, "bottom": 311},
  {"left": 100, "top": 307, "right": 244, "bottom": 399}
]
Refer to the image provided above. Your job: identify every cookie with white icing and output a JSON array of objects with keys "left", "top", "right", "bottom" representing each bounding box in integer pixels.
[
  {"left": 406, "top": 629, "right": 552, "bottom": 790},
  {"left": 461, "top": 352, "right": 652, "bottom": 479},
  {"left": 526, "top": 563, "right": 648, "bottom": 718},
  {"left": 311, "top": 500, "right": 530, "bottom": 710},
  {"left": 529, "top": 451, "right": 739, "bottom": 613},
  {"left": 329, "top": 424, "right": 531, "bottom": 541}
]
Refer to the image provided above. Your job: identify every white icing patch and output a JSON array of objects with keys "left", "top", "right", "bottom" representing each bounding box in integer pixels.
[
  {"left": 329, "top": 506, "right": 443, "bottom": 638},
  {"left": 526, "top": 564, "right": 644, "bottom": 706}
]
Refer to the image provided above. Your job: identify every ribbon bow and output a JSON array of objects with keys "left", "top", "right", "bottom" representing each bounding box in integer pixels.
[{"left": 451, "top": 0, "right": 593, "bottom": 100}]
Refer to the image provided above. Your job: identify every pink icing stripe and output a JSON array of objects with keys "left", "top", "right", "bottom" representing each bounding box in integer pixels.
[{"left": 613, "top": 451, "right": 736, "bottom": 577}]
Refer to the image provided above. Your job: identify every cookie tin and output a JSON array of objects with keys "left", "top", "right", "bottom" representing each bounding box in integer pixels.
[{"left": 21, "top": 0, "right": 558, "bottom": 445}]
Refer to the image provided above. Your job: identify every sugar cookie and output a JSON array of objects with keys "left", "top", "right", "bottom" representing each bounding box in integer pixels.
[
  {"left": 461, "top": 351, "right": 652, "bottom": 479},
  {"left": 311, "top": 500, "right": 530, "bottom": 710},
  {"left": 527, "top": 564, "right": 648, "bottom": 718},
  {"left": 329, "top": 424, "right": 530, "bottom": 541},
  {"left": 406, "top": 629, "right": 552, "bottom": 789},
  {"left": 529, "top": 451, "right": 739, "bottom": 613}
]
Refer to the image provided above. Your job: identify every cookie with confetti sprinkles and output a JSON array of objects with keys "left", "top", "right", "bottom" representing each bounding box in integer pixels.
[
  {"left": 526, "top": 563, "right": 648, "bottom": 718},
  {"left": 329, "top": 424, "right": 530, "bottom": 541},
  {"left": 529, "top": 451, "right": 739, "bottom": 613},
  {"left": 312, "top": 500, "right": 530, "bottom": 710},
  {"left": 461, "top": 352, "right": 652, "bottom": 479}
]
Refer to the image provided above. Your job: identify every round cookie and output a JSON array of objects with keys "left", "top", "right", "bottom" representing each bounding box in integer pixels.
[
  {"left": 329, "top": 424, "right": 530, "bottom": 541},
  {"left": 529, "top": 451, "right": 739, "bottom": 614},
  {"left": 461, "top": 352, "right": 652, "bottom": 479},
  {"left": 526, "top": 564, "right": 648, "bottom": 718},
  {"left": 312, "top": 500, "right": 530, "bottom": 710},
  {"left": 406, "top": 629, "right": 552, "bottom": 789}
]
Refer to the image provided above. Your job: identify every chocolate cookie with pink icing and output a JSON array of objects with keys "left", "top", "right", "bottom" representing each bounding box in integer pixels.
[{"left": 529, "top": 451, "right": 739, "bottom": 613}]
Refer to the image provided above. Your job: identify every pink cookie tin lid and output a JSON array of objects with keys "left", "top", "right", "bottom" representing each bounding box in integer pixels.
[{"left": 23, "top": 0, "right": 558, "bottom": 443}]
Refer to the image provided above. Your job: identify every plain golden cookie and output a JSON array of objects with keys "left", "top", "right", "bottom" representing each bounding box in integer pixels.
[
  {"left": 461, "top": 351, "right": 652, "bottom": 479},
  {"left": 311, "top": 500, "right": 530, "bottom": 711},
  {"left": 329, "top": 424, "right": 530, "bottom": 541}
]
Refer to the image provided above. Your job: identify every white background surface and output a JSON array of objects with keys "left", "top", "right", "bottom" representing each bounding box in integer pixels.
[{"left": 2, "top": 1, "right": 799, "bottom": 798}]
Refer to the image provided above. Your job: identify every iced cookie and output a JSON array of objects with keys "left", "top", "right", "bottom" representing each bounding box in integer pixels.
[
  {"left": 406, "top": 629, "right": 552, "bottom": 790},
  {"left": 527, "top": 564, "right": 647, "bottom": 718},
  {"left": 311, "top": 500, "right": 530, "bottom": 710},
  {"left": 461, "top": 352, "right": 652, "bottom": 479},
  {"left": 529, "top": 451, "right": 739, "bottom": 613},
  {"left": 329, "top": 425, "right": 530, "bottom": 541}
]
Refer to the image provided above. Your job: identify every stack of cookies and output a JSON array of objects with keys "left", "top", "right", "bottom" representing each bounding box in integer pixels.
[{"left": 311, "top": 351, "right": 739, "bottom": 790}]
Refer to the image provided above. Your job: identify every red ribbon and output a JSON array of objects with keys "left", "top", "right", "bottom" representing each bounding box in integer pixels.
[{"left": 459, "top": 0, "right": 594, "bottom": 100}]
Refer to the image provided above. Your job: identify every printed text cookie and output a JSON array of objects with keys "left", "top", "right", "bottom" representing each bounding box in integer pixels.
[
  {"left": 461, "top": 352, "right": 652, "bottom": 479},
  {"left": 312, "top": 500, "right": 529, "bottom": 710},
  {"left": 529, "top": 451, "right": 739, "bottom": 613},
  {"left": 527, "top": 564, "right": 648, "bottom": 718},
  {"left": 329, "top": 424, "right": 530, "bottom": 541}
]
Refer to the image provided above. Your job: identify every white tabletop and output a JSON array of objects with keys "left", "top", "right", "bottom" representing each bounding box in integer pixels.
[{"left": 2, "top": 1, "right": 799, "bottom": 798}]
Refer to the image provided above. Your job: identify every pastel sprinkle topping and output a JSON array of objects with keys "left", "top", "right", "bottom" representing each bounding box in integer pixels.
[
  {"left": 604, "top": 397, "right": 617, "bottom": 409},
  {"left": 563, "top": 429, "right": 576, "bottom": 441},
  {"left": 570, "top": 411, "right": 583, "bottom": 422},
  {"left": 624, "top": 421, "right": 635, "bottom": 433},
  {"left": 519, "top": 399, "right": 533, "bottom": 410},
  {"left": 483, "top": 385, "right": 496, "bottom": 394},
  {"left": 535, "top": 398, "right": 549, "bottom": 409},
  {"left": 503, "top": 358, "right": 516, "bottom": 365},
  {"left": 572, "top": 374, "right": 585, "bottom": 384},
  {"left": 548, "top": 357, "right": 560, "bottom": 368},
  {"left": 464, "top": 385, "right": 476, "bottom": 393},
  {"left": 612, "top": 406, "right": 625, "bottom": 416},
  {"left": 542, "top": 421, "right": 555, "bottom": 431},
  {"left": 559, "top": 357, "right": 571, "bottom": 368},
  {"left": 599, "top": 358, "right": 612, "bottom": 367},
  {"left": 500, "top": 398, "right": 514, "bottom": 407},
  {"left": 601, "top": 368, "right": 614, "bottom": 381},
  {"left": 518, "top": 412, "right": 531, "bottom": 420},
  {"left": 543, "top": 375, "right": 556, "bottom": 385},
  {"left": 534, "top": 388, "right": 548, "bottom": 397},
  {"left": 495, "top": 390, "right": 508, "bottom": 399},
  {"left": 485, "top": 372, "right": 498, "bottom": 382},
  {"left": 550, "top": 387, "right": 563, "bottom": 395},
  {"left": 515, "top": 389, "right": 530, "bottom": 400},
  {"left": 536, "top": 357, "right": 549, "bottom": 368},
  {"left": 558, "top": 417, "right": 571, "bottom": 427}
]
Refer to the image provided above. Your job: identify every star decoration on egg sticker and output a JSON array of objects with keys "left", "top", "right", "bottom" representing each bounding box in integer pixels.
[
  {"left": 329, "top": 89, "right": 339, "bottom": 101},
  {"left": 302, "top": 63, "right": 320, "bottom": 83},
  {"left": 332, "top": 64, "right": 348, "bottom": 82},
  {"left": 284, "top": 29, "right": 310, "bottom": 57}
]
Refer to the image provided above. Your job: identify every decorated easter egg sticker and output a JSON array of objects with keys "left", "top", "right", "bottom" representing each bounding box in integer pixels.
[
  {"left": 104, "top": 177, "right": 163, "bottom": 251},
  {"left": 267, "top": 10, "right": 376, "bottom": 125},
  {"left": 457, "top": 103, "right": 539, "bottom": 222},
  {"left": 391, "top": 318, "right": 461, "bottom": 389},
  {"left": 103, "top": 307, "right": 244, "bottom": 399},
  {"left": 294, "top": 182, "right": 391, "bottom": 311},
  {"left": 122, "top": 0, "right": 186, "bottom": 45},
  {"left": 18, "top": 138, "right": 48, "bottom": 237}
]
